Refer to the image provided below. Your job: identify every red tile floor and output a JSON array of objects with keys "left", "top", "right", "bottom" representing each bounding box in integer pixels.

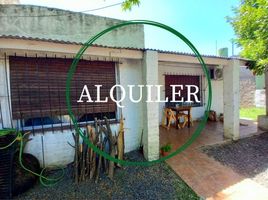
[{"left": 160, "top": 120, "right": 268, "bottom": 199}]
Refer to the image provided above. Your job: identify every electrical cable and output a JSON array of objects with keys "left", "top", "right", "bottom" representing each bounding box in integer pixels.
[
  {"left": 0, "top": 2, "right": 123, "bottom": 18},
  {"left": 19, "top": 132, "right": 65, "bottom": 187},
  {"left": 0, "top": 130, "right": 65, "bottom": 187}
]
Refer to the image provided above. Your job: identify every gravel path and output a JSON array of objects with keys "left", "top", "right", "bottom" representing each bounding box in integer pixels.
[
  {"left": 15, "top": 151, "right": 199, "bottom": 200},
  {"left": 202, "top": 132, "right": 268, "bottom": 188}
]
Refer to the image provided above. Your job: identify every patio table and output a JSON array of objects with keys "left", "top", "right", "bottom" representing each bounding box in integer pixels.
[{"left": 166, "top": 106, "right": 192, "bottom": 129}]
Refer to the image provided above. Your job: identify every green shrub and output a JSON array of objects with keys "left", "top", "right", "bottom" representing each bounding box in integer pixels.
[{"left": 160, "top": 143, "right": 172, "bottom": 152}]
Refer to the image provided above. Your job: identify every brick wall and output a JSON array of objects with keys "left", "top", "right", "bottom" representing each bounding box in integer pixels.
[{"left": 240, "top": 67, "right": 256, "bottom": 108}]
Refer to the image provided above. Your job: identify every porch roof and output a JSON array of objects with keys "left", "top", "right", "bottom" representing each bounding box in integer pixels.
[{"left": 0, "top": 34, "right": 252, "bottom": 63}]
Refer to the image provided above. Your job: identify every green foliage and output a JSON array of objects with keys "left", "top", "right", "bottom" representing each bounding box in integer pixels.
[
  {"left": 229, "top": 0, "right": 268, "bottom": 75},
  {"left": 161, "top": 143, "right": 172, "bottom": 152},
  {"left": 0, "top": 128, "right": 16, "bottom": 137},
  {"left": 121, "top": 0, "right": 140, "bottom": 11},
  {"left": 240, "top": 107, "right": 266, "bottom": 121}
]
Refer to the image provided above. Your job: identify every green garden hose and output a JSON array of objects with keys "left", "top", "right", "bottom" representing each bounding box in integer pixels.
[{"left": 0, "top": 130, "right": 65, "bottom": 187}]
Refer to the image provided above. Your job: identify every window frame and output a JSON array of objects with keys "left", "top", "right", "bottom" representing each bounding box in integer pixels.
[{"left": 9, "top": 56, "right": 120, "bottom": 133}]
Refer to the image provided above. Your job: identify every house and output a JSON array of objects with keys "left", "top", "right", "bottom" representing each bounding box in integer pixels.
[{"left": 0, "top": 4, "right": 249, "bottom": 167}]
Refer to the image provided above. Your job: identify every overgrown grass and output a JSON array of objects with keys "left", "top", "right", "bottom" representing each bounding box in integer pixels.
[{"left": 240, "top": 107, "right": 266, "bottom": 121}]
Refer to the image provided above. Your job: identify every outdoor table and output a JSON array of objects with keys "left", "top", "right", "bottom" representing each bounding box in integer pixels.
[{"left": 166, "top": 106, "right": 192, "bottom": 129}]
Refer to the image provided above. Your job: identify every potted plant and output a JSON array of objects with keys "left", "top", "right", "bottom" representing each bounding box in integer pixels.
[{"left": 160, "top": 143, "right": 172, "bottom": 157}]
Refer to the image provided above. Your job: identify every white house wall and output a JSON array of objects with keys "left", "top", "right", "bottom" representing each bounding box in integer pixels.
[
  {"left": 24, "top": 58, "right": 146, "bottom": 167},
  {"left": 0, "top": 50, "right": 141, "bottom": 167},
  {"left": 23, "top": 125, "right": 119, "bottom": 167},
  {"left": 118, "top": 59, "right": 144, "bottom": 152},
  {"left": 0, "top": 39, "right": 233, "bottom": 167},
  {"left": 210, "top": 80, "right": 224, "bottom": 114},
  {"left": 24, "top": 57, "right": 155, "bottom": 167}
]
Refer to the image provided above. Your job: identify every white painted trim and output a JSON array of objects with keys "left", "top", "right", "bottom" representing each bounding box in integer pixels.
[
  {"left": 0, "top": 38, "right": 248, "bottom": 67},
  {"left": 158, "top": 53, "right": 230, "bottom": 65},
  {"left": 0, "top": 38, "right": 143, "bottom": 60}
]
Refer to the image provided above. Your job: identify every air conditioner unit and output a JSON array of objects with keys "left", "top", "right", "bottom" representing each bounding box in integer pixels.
[{"left": 209, "top": 66, "right": 223, "bottom": 80}]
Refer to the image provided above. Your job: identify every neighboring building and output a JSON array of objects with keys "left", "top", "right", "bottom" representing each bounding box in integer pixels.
[
  {"left": 240, "top": 66, "right": 256, "bottom": 108},
  {"left": 219, "top": 49, "right": 257, "bottom": 108},
  {"left": 239, "top": 66, "right": 266, "bottom": 108},
  {"left": 0, "top": 5, "right": 144, "bottom": 49},
  {"left": 0, "top": 5, "right": 248, "bottom": 167}
]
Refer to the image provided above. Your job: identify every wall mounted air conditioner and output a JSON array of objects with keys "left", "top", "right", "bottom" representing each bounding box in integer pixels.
[{"left": 209, "top": 66, "right": 223, "bottom": 80}]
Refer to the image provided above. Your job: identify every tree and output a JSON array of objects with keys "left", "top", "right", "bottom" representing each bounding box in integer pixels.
[
  {"left": 229, "top": 0, "right": 268, "bottom": 75},
  {"left": 122, "top": 0, "right": 140, "bottom": 10}
]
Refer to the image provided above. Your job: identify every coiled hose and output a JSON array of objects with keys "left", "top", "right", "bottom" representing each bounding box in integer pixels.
[{"left": 0, "top": 130, "right": 65, "bottom": 187}]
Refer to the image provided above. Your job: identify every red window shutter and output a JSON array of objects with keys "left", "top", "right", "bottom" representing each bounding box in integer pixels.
[
  {"left": 165, "top": 75, "right": 201, "bottom": 103},
  {"left": 9, "top": 56, "right": 116, "bottom": 119}
]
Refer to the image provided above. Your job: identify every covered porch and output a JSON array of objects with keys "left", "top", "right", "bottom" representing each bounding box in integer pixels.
[{"left": 142, "top": 52, "right": 253, "bottom": 161}]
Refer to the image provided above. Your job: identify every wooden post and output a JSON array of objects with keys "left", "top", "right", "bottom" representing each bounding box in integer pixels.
[
  {"left": 73, "top": 132, "right": 79, "bottom": 184},
  {"left": 104, "top": 117, "right": 116, "bottom": 179},
  {"left": 71, "top": 117, "right": 123, "bottom": 183},
  {"left": 117, "top": 115, "right": 124, "bottom": 167}
]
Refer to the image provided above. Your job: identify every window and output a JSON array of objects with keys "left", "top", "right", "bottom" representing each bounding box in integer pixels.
[
  {"left": 9, "top": 56, "right": 117, "bottom": 133},
  {"left": 24, "top": 116, "right": 62, "bottom": 127},
  {"left": 165, "top": 75, "right": 202, "bottom": 107}
]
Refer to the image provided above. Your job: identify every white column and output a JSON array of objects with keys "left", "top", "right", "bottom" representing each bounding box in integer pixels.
[
  {"left": 142, "top": 50, "right": 159, "bottom": 161},
  {"left": 223, "top": 59, "right": 240, "bottom": 140},
  {"left": 0, "top": 54, "right": 12, "bottom": 129}
]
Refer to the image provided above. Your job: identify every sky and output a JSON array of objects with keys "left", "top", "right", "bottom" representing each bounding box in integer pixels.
[{"left": 20, "top": 0, "right": 241, "bottom": 56}]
